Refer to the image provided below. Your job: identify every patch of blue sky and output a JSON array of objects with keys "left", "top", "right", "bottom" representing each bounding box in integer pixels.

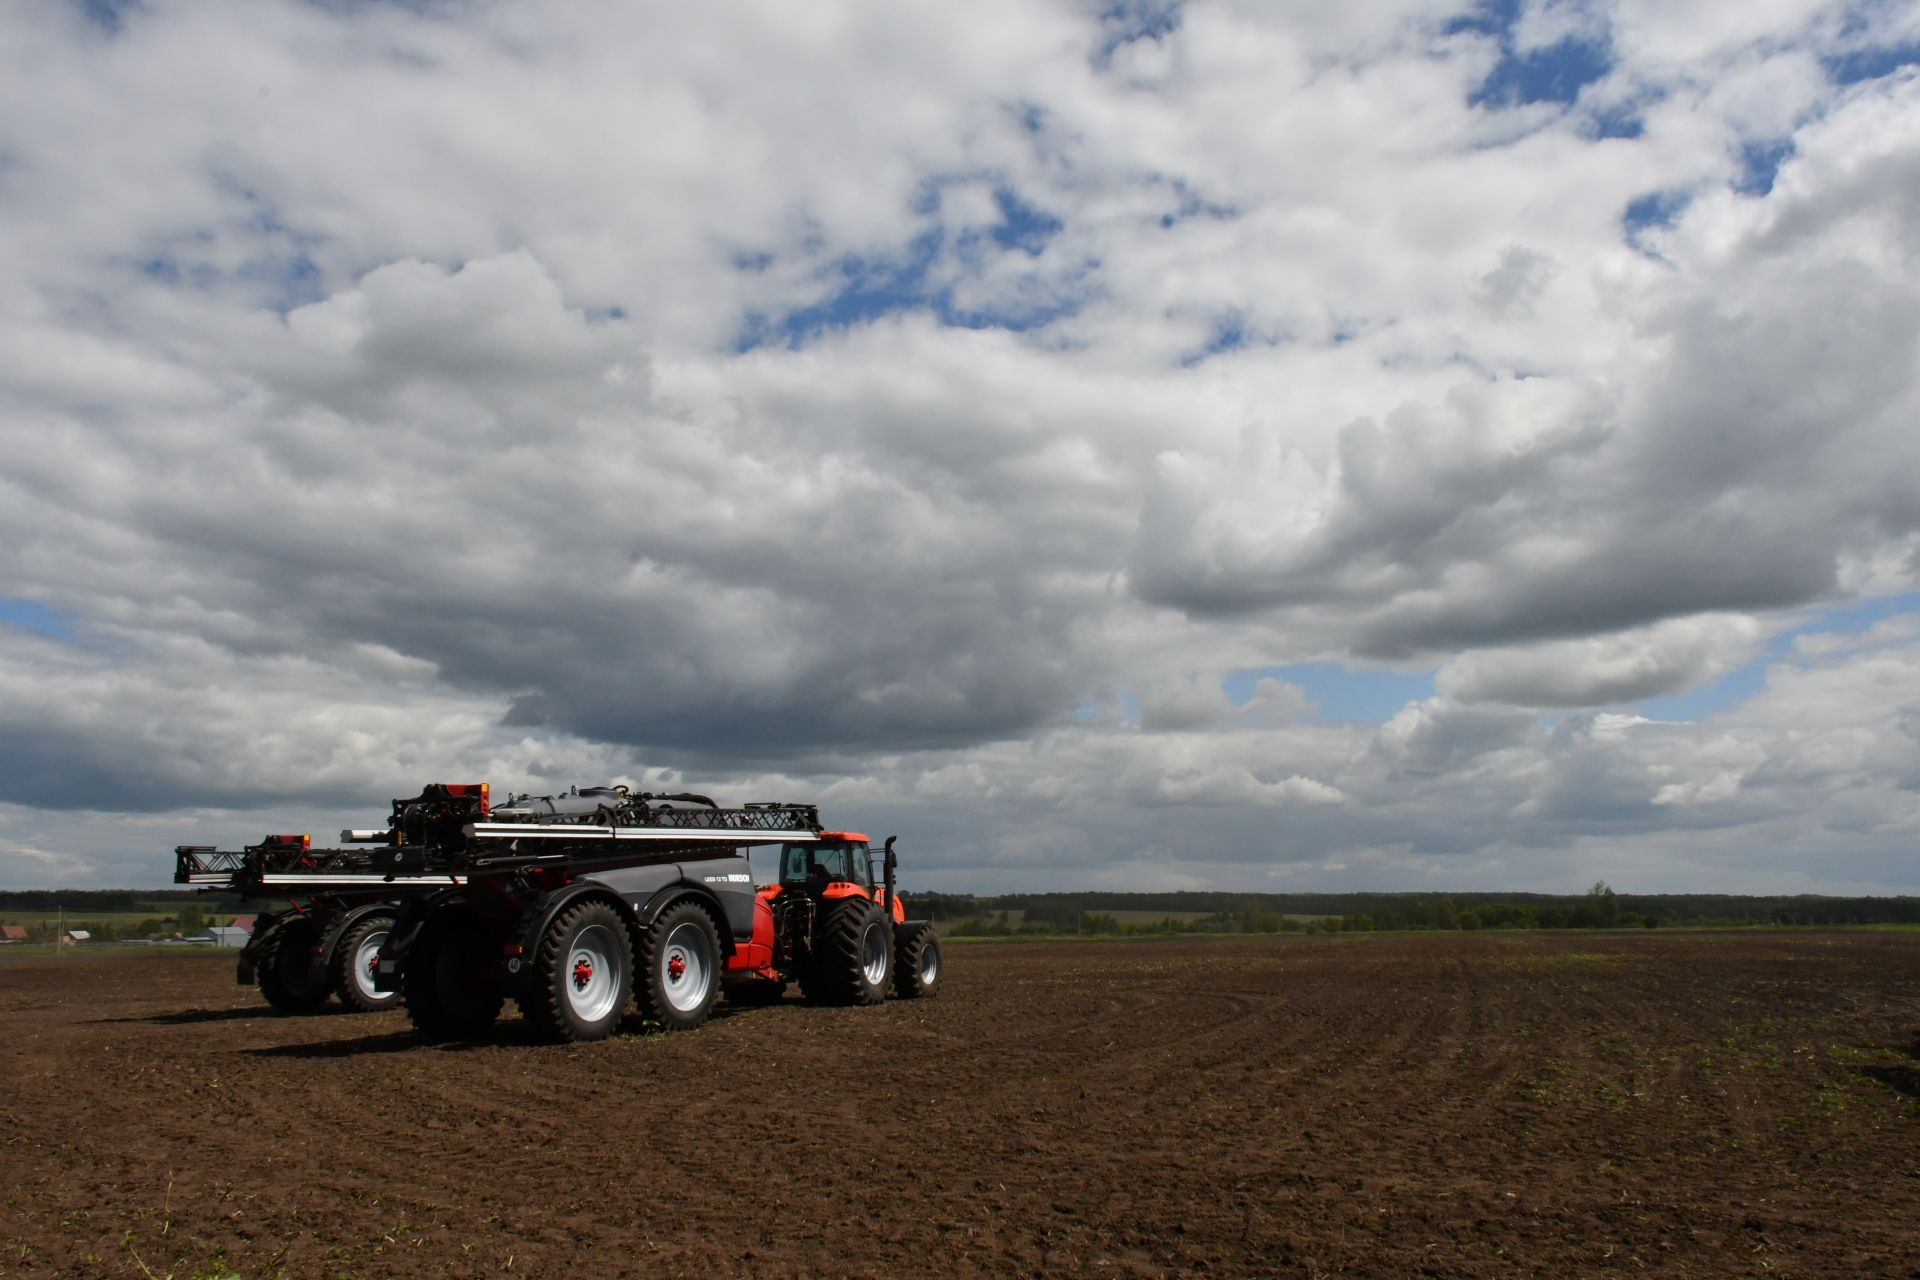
[
  {"left": 1451, "top": 0, "right": 1613, "bottom": 107},
  {"left": 75, "top": 0, "right": 137, "bottom": 33},
  {"left": 1152, "top": 178, "right": 1236, "bottom": 232},
  {"left": 1443, "top": 0, "right": 1517, "bottom": 40},
  {"left": 1824, "top": 42, "right": 1920, "bottom": 85},
  {"left": 1470, "top": 38, "right": 1612, "bottom": 110},
  {"left": 1623, "top": 190, "right": 1689, "bottom": 232},
  {"left": 124, "top": 184, "right": 330, "bottom": 314},
  {"left": 133, "top": 245, "right": 325, "bottom": 314},
  {"left": 1179, "top": 314, "right": 1251, "bottom": 368},
  {"left": 1638, "top": 592, "right": 1920, "bottom": 721},
  {"left": 1225, "top": 664, "right": 1436, "bottom": 725},
  {"left": 0, "top": 598, "right": 76, "bottom": 643},
  {"left": 1735, "top": 138, "right": 1795, "bottom": 196},
  {"left": 1584, "top": 99, "right": 1651, "bottom": 141},
  {"left": 1621, "top": 188, "right": 1692, "bottom": 258},
  {"left": 734, "top": 230, "right": 941, "bottom": 351},
  {"left": 1781, "top": 590, "right": 1920, "bottom": 645},
  {"left": 734, "top": 187, "right": 1079, "bottom": 351},
  {"left": 225, "top": 182, "right": 333, "bottom": 312},
  {"left": 1636, "top": 666, "right": 1766, "bottom": 722},
  {"left": 1093, "top": 1, "right": 1183, "bottom": 64},
  {"left": 239, "top": 253, "right": 326, "bottom": 313},
  {"left": 989, "top": 188, "right": 1061, "bottom": 255}
]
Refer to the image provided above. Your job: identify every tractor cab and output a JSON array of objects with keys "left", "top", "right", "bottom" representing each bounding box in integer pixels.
[{"left": 779, "top": 834, "right": 875, "bottom": 893}]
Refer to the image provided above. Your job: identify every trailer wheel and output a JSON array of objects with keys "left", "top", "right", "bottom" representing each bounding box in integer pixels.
[
  {"left": 403, "top": 914, "right": 503, "bottom": 1040},
  {"left": 256, "top": 919, "right": 329, "bottom": 1014},
  {"left": 526, "top": 900, "right": 634, "bottom": 1043},
  {"left": 812, "top": 899, "right": 892, "bottom": 1007},
  {"left": 634, "top": 901, "right": 720, "bottom": 1031},
  {"left": 892, "top": 922, "right": 942, "bottom": 999},
  {"left": 331, "top": 913, "right": 401, "bottom": 1014}
]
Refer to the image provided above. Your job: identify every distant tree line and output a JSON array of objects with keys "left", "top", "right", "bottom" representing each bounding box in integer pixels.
[{"left": 913, "top": 883, "right": 1920, "bottom": 936}]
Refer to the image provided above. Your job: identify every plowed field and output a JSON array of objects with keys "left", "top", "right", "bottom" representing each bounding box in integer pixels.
[{"left": 2, "top": 931, "right": 1916, "bottom": 1278}]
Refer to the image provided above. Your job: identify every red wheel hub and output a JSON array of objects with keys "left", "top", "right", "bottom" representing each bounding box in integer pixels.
[
  {"left": 668, "top": 953, "right": 687, "bottom": 981},
  {"left": 573, "top": 957, "right": 593, "bottom": 988}
]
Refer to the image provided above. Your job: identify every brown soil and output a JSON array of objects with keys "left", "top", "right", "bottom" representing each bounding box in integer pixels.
[{"left": 1, "top": 931, "right": 1916, "bottom": 1278}]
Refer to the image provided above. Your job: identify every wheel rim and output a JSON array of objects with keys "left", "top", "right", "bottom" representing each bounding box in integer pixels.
[
  {"left": 566, "top": 924, "right": 624, "bottom": 1023},
  {"left": 861, "top": 923, "right": 889, "bottom": 985},
  {"left": 353, "top": 929, "right": 389, "bottom": 1001},
  {"left": 661, "top": 921, "right": 712, "bottom": 1014},
  {"left": 919, "top": 941, "right": 939, "bottom": 984}
]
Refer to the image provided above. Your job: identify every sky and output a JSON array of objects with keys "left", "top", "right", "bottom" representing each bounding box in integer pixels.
[{"left": 2, "top": 0, "right": 1918, "bottom": 896}]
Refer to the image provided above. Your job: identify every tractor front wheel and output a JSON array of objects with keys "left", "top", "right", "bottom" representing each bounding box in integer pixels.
[
  {"left": 526, "top": 901, "right": 634, "bottom": 1043},
  {"left": 892, "top": 921, "right": 942, "bottom": 999},
  {"left": 635, "top": 902, "right": 720, "bottom": 1031}
]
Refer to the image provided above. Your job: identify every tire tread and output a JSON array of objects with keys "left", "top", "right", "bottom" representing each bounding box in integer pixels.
[
  {"left": 634, "top": 901, "right": 722, "bottom": 1031},
  {"left": 526, "top": 900, "right": 632, "bottom": 1043},
  {"left": 331, "top": 913, "right": 400, "bottom": 1014}
]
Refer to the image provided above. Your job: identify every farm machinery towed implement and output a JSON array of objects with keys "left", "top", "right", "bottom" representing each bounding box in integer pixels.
[{"left": 173, "top": 782, "right": 942, "bottom": 1040}]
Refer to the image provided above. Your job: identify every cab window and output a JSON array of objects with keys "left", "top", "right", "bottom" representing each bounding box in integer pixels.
[
  {"left": 780, "top": 844, "right": 845, "bottom": 886},
  {"left": 850, "top": 844, "right": 873, "bottom": 888}
]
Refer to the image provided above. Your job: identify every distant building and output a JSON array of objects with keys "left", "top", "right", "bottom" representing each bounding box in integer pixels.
[
  {"left": 230, "top": 916, "right": 256, "bottom": 935},
  {"left": 59, "top": 930, "right": 92, "bottom": 945},
  {"left": 0, "top": 925, "right": 26, "bottom": 943},
  {"left": 195, "top": 926, "right": 250, "bottom": 948}
]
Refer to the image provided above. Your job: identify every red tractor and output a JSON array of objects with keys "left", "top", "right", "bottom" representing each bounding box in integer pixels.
[{"left": 721, "top": 833, "right": 942, "bottom": 1014}]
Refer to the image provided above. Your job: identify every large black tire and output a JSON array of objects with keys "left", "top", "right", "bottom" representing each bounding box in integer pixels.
[
  {"left": 330, "top": 913, "right": 401, "bottom": 1014},
  {"left": 524, "top": 900, "right": 634, "bottom": 1043},
  {"left": 633, "top": 901, "right": 721, "bottom": 1031},
  {"left": 807, "top": 899, "right": 893, "bottom": 1007},
  {"left": 892, "top": 921, "right": 942, "bottom": 999},
  {"left": 402, "top": 915, "right": 503, "bottom": 1040},
  {"left": 256, "top": 919, "right": 329, "bottom": 1014}
]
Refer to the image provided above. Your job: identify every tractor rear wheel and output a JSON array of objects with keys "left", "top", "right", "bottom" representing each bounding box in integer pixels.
[
  {"left": 892, "top": 921, "right": 942, "bottom": 999},
  {"left": 257, "top": 919, "right": 329, "bottom": 1014},
  {"left": 809, "top": 899, "right": 892, "bottom": 1007},
  {"left": 525, "top": 901, "right": 633, "bottom": 1043},
  {"left": 634, "top": 902, "right": 721, "bottom": 1031},
  {"left": 331, "top": 913, "right": 401, "bottom": 1014},
  {"left": 402, "top": 914, "right": 503, "bottom": 1040}
]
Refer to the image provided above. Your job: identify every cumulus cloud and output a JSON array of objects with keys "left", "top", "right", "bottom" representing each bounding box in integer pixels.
[
  {"left": 1, "top": 0, "right": 1917, "bottom": 893},
  {"left": 1435, "top": 615, "right": 1764, "bottom": 706}
]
